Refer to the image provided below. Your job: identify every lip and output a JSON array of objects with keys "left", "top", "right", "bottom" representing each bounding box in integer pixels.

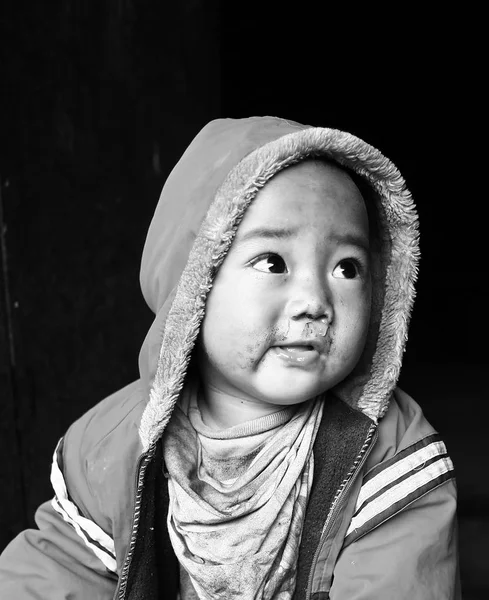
[
  {"left": 278, "top": 338, "right": 326, "bottom": 352},
  {"left": 272, "top": 345, "right": 320, "bottom": 366}
]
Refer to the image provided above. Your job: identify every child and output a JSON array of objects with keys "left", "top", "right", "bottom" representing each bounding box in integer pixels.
[{"left": 0, "top": 117, "right": 459, "bottom": 599}]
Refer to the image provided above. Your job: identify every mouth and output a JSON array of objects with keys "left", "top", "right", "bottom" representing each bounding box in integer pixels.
[
  {"left": 280, "top": 344, "right": 315, "bottom": 352},
  {"left": 272, "top": 343, "right": 322, "bottom": 366},
  {"left": 276, "top": 339, "right": 325, "bottom": 352}
]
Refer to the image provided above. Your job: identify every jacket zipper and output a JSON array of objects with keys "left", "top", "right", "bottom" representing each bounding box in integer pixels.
[
  {"left": 305, "top": 424, "right": 378, "bottom": 600},
  {"left": 117, "top": 446, "right": 155, "bottom": 600}
]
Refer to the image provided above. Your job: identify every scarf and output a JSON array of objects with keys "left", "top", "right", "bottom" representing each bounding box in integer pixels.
[{"left": 163, "top": 383, "right": 324, "bottom": 600}]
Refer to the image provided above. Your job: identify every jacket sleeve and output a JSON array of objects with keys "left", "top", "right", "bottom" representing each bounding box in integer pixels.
[
  {"left": 0, "top": 439, "right": 118, "bottom": 600},
  {"left": 0, "top": 499, "right": 118, "bottom": 599},
  {"left": 329, "top": 478, "right": 460, "bottom": 600}
]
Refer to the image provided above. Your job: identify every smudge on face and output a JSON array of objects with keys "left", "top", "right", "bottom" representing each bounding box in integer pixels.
[{"left": 301, "top": 319, "right": 328, "bottom": 339}]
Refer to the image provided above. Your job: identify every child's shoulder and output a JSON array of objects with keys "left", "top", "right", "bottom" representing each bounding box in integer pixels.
[
  {"left": 55, "top": 379, "right": 147, "bottom": 537},
  {"left": 366, "top": 387, "right": 440, "bottom": 471},
  {"left": 342, "top": 387, "right": 455, "bottom": 550},
  {"left": 64, "top": 379, "right": 147, "bottom": 455}
]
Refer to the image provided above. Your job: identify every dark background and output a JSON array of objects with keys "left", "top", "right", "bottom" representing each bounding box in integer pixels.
[{"left": 0, "top": 2, "right": 485, "bottom": 598}]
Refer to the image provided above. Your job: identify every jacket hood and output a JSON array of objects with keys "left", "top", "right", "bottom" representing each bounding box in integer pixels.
[{"left": 138, "top": 117, "right": 419, "bottom": 452}]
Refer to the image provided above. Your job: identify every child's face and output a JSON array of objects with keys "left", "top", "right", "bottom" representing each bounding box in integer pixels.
[{"left": 198, "top": 160, "right": 371, "bottom": 408}]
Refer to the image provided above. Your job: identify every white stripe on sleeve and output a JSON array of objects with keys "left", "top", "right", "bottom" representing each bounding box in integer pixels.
[{"left": 50, "top": 439, "right": 118, "bottom": 573}]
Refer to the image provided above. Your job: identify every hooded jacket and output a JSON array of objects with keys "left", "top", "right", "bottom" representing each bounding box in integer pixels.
[{"left": 0, "top": 117, "right": 459, "bottom": 599}]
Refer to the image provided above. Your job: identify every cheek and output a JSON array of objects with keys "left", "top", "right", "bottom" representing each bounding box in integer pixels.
[
  {"left": 202, "top": 318, "right": 271, "bottom": 372},
  {"left": 201, "top": 294, "right": 257, "bottom": 367},
  {"left": 352, "top": 287, "right": 371, "bottom": 335},
  {"left": 336, "top": 289, "right": 371, "bottom": 351},
  {"left": 201, "top": 286, "right": 279, "bottom": 370}
]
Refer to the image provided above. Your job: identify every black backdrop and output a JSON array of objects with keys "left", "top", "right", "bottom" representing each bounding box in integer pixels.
[{"left": 0, "top": 2, "right": 485, "bottom": 598}]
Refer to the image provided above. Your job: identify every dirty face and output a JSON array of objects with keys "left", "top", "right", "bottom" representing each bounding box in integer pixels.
[{"left": 198, "top": 159, "right": 372, "bottom": 408}]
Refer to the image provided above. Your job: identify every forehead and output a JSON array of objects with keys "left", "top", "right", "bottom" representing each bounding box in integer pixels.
[{"left": 236, "top": 159, "right": 369, "bottom": 239}]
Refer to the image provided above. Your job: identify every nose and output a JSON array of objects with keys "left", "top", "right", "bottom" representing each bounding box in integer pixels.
[{"left": 285, "top": 276, "right": 333, "bottom": 323}]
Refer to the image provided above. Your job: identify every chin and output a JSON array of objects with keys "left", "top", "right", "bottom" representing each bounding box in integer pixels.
[{"left": 256, "top": 384, "right": 329, "bottom": 407}]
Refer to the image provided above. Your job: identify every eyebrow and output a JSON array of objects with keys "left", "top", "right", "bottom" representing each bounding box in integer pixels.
[
  {"left": 236, "top": 227, "right": 369, "bottom": 252},
  {"left": 237, "top": 226, "right": 298, "bottom": 244},
  {"left": 331, "top": 233, "right": 370, "bottom": 252}
]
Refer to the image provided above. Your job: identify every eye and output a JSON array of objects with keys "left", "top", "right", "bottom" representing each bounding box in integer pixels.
[
  {"left": 333, "top": 259, "right": 360, "bottom": 279},
  {"left": 250, "top": 253, "right": 287, "bottom": 274}
]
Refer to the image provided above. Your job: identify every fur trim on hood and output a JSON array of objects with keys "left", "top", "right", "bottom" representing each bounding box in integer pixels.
[{"left": 137, "top": 117, "right": 419, "bottom": 452}]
